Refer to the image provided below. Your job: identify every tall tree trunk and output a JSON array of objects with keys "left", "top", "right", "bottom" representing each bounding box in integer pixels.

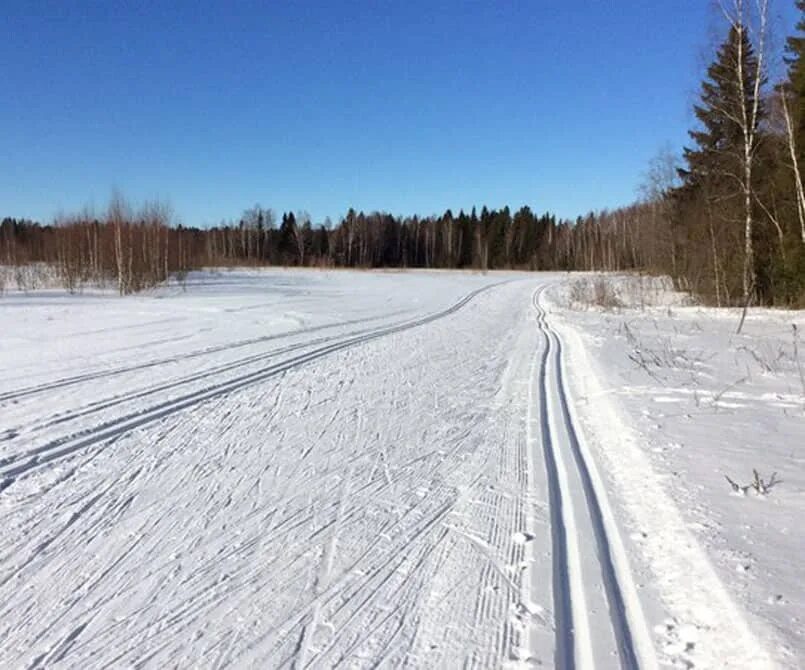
[{"left": 781, "top": 87, "right": 805, "bottom": 244}]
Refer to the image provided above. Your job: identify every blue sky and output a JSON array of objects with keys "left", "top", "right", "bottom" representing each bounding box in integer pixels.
[{"left": 2, "top": 1, "right": 799, "bottom": 226}]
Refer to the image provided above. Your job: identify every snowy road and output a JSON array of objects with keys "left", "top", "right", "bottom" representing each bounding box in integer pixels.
[{"left": 0, "top": 270, "right": 781, "bottom": 668}]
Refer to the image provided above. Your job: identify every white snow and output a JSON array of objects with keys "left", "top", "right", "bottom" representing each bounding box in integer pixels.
[
  {"left": 0, "top": 268, "right": 801, "bottom": 668},
  {"left": 549, "top": 276, "right": 805, "bottom": 668}
]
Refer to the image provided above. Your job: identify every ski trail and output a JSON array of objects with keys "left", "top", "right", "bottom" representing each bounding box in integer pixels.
[
  {"left": 549, "top": 292, "right": 781, "bottom": 669},
  {"left": 1, "top": 277, "right": 563, "bottom": 668},
  {"left": 0, "top": 309, "right": 413, "bottom": 403},
  {"left": 295, "top": 464, "right": 354, "bottom": 669},
  {"left": 1, "top": 281, "right": 507, "bottom": 487},
  {"left": 530, "top": 286, "right": 657, "bottom": 670},
  {"left": 532, "top": 296, "right": 588, "bottom": 670}
]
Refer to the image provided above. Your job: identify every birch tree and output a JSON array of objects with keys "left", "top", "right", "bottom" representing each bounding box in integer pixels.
[{"left": 720, "top": 0, "right": 769, "bottom": 305}]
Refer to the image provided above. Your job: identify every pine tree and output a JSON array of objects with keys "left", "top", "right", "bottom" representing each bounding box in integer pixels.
[{"left": 775, "top": 0, "right": 805, "bottom": 297}]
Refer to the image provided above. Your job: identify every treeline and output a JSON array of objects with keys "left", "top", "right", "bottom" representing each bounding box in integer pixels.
[
  {"left": 223, "top": 206, "right": 577, "bottom": 270},
  {"left": 0, "top": 198, "right": 690, "bottom": 295},
  {"left": 2, "top": 203, "right": 607, "bottom": 293},
  {"left": 3, "top": 199, "right": 662, "bottom": 294},
  {"left": 4, "top": 2, "right": 805, "bottom": 306}
]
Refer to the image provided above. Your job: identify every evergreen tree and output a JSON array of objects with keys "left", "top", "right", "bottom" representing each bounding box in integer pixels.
[
  {"left": 674, "top": 25, "right": 764, "bottom": 304},
  {"left": 679, "top": 26, "right": 759, "bottom": 191},
  {"left": 278, "top": 212, "right": 297, "bottom": 264}
]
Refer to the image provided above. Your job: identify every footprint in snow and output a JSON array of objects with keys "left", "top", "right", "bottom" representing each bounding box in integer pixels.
[{"left": 654, "top": 619, "right": 699, "bottom": 663}]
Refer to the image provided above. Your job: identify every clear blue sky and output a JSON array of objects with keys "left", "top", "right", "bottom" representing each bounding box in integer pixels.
[{"left": 2, "top": 1, "right": 799, "bottom": 226}]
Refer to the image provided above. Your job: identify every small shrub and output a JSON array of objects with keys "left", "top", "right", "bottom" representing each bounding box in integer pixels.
[
  {"left": 568, "top": 279, "right": 589, "bottom": 309},
  {"left": 567, "top": 276, "right": 622, "bottom": 310},
  {"left": 725, "top": 469, "right": 782, "bottom": 496},
  {"left": 592, "top": 276, "right": 622, "bottom": 309}
]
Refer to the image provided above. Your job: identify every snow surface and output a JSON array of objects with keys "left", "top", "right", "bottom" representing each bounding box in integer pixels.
[
  {"left": 550, "top": 276, "right": 805, "bottom": 669},
  {"left": 0, "top": 269, "right": 801, "bottom": 668}
]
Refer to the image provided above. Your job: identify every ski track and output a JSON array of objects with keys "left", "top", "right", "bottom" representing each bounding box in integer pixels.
[
  {"left": 529, "top": 288, "right": 656, "bottom": 670},
  {"left": 0, "top": 283, "right": 505, "bottom": 486},
  {"left": 0, "top": 271, "right": 724, "bottom": 669},
  {"left": 2, "top": 276, "right": 559, "bottom": 668},
  {"left": 0, "top": 308, "right": 413, "bottom": 404}
]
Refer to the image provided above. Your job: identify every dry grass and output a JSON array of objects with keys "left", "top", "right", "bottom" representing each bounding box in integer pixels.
[{"left": 567, "top": 275, "right": 623, "bottom": 311}]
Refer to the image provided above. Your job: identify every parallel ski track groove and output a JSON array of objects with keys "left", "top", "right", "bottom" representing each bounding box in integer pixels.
[
  {"left": 26, "top": 326, "right": 394, "bottom": 433},
  {"left": 0, "top": 309, "right": 410, "bottom": 403},
  {"left": 0, "top": 282, "right": 506, "bottom": 484},
  {"left": 533, "top": 291, "right": 575, "bottom": 670},
  {"left": 532, "top": 287, "right": 640, "bottom": 670}
]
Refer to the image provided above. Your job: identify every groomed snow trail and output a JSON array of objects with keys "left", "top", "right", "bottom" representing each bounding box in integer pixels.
[
  {"left": 527, "top": 289, "right": 656, "bottom": 670},
  {"left": 1, "top": 274, "right": 564, "bottom": 668},
  {"left": 4, "top": 270, "right": 769, "bottom": 668},
  {"left": 0, "top": 282, "right": 502, "bottom": 486}
]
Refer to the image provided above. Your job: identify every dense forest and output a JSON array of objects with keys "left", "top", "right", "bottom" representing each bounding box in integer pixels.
[
  {"left": 0, "top": 205, "right": 602, "bottom": 289},
  {"left": 3, "top": 1, "right": 805, "bottom": 306}
]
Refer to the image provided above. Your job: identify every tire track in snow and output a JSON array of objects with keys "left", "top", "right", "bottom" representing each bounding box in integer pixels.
[
  {"left": 530, "top": 286, "right": 655, "bottom": 669},
  {"left": 0, "top": 282, "right": 507, "bottom": 487}
]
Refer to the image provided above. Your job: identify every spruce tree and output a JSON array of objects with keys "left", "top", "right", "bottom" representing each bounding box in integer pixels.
[
  {"left": 679, "top": 26, "right": 759, "bottom": 191},
  {"left": 675, "top": 25, "right": 764, "bottom": 304},
  {"left": 278, "top": 212, "right": 297, "bottom": 264}
]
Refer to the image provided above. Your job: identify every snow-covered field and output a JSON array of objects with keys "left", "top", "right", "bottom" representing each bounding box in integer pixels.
[{"left": 0, "top": 269, "right": 802, "bottom": 668}]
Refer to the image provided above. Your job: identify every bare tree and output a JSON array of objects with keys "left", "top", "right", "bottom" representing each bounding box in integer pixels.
[
  {"left": 293, "top": 210, "right": 311, "bottom": 266},
  {"left": 639, "top": 146, "right": 681, "bottom": 276},
  {"left": 109, "top": 192, "right": 131, "bottom": 295}
]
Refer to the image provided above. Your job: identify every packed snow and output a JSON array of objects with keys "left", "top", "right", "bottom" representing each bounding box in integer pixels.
[{"left": 0, "top": 269, "right": 802, "bottom": 668}]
